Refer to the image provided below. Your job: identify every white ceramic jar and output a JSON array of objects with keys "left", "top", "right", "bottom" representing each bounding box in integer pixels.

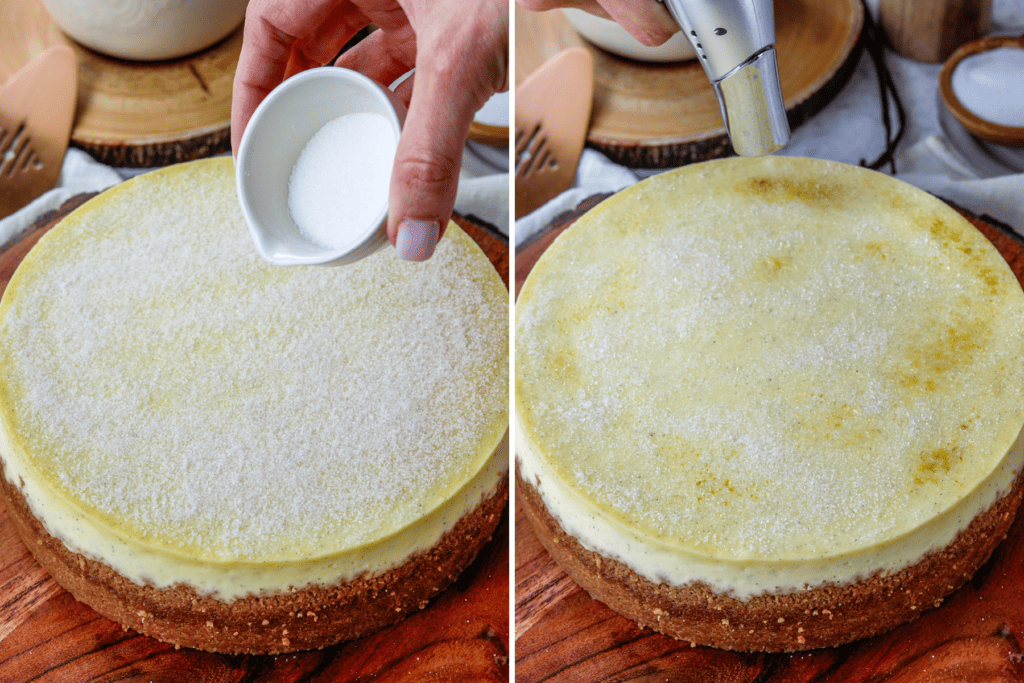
[
  {"left": 562, "top": 8, "right": 696, "bottom": 63},
  {"left": 42, "top": 0, "right": 249, "bottom": 61}
]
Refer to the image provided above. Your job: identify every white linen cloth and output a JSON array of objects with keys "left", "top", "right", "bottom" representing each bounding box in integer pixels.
[{"left": 0, "top": 145, "right": 509, "bottom": 252}]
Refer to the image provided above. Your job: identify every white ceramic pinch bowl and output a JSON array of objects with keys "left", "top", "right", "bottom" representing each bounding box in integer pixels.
[{"left": 236, "top": 67, "right": 404, "bottom": 267}]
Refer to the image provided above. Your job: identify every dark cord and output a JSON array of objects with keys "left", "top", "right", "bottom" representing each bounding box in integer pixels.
[{"left": 858, "top": 0, "right": 907, "bottom": 173}]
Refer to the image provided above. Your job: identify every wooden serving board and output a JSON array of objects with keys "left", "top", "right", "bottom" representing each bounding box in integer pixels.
[
  {"left": 0, "top": 195, "right": 510, "bottom": 683},
  {"left": 515, "top": 0, "right": 863, "bottom": 168},
  {"left": 0, "top": 0, "right": 238, "bottom": 167},
  {"left": 514, "top": 196, "right": 1024, "bottom": 681}
]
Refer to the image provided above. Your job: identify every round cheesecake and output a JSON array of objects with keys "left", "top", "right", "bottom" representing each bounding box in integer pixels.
[
  {"left": 515, "top": 156, "right": 1024, "bottom": 652},
  {"left": 0, "top": 157, "right": 509, "bottom": 654}
]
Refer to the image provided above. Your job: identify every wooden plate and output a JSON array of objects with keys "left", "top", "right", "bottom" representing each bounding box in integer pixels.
[
  {"left": 0, "top": 195, "right": 510, "bottom": 683},
  {"left": 515, "top": 0, "right": 864, "bottom": 168},
  {"left": 0, "top": 0, "right": 239, "bottom": 167},
  {"left": 514, "top": 194, "right": 1024, "bottom": 681}
]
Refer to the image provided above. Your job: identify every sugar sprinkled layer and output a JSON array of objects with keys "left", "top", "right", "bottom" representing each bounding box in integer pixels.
[
  {"left": 0, "top": 159, "right": 507, "bottom": 563},
  {"left": 516, "top": 156, "right": 1024, "bottom": 561},
  {"left": 288, "top": 112, "right": 396, "bottom": 250}
]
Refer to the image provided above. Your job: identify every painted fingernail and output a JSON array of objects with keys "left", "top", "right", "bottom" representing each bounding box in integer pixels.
[{"left": 395, "top": 219, "right": 439, "bottom": 262}]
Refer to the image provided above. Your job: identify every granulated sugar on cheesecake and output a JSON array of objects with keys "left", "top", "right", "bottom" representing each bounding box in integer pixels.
[{"left": 0, "top": 157, "right": 508, "bottom": 653}]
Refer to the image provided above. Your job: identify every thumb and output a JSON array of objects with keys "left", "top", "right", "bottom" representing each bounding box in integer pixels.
[{"left": 387, "top": 63, "right": 487, "bottom": 262}]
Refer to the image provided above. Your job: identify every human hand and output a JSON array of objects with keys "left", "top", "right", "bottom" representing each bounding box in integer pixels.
[
  {"left": 515, "top": 0, "right": 678, "bottom": 46},
  {"left": 231, "top": 0, "right": 509, "bottom": 261}
]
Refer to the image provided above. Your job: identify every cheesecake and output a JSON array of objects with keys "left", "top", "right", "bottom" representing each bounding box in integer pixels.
[
  {"left": 0, "top": 157, "right": 509, "bottom": 654},
  {"left": 515, "top": 155, "right": 1024, "bottom": 651}
]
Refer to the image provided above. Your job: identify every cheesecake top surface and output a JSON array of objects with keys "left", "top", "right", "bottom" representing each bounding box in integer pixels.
[
  {"left": 0, "top": 158, "right": 508, "bottom": 564},
  {"left": 515, "top": 156, "right": 1024, "bottom": 562}
]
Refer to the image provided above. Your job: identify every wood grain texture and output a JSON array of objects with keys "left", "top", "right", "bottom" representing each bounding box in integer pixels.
[
  {"left": 0, "top": 194, "right": 510, "bottom": 683},
  {"left": 879, "top": 0, "right": 991, "bottom": 62},
  {"left": 515, "top": 0, "right": 863, "bottom": 168},
  {"left": 0, "top": 0, "right": 238, "bottom": 168},
  {"left": 514, "top": 193, "right": 1024, "bottom": 682},
  {"left": 513, "top": 499, "right": 577, "bottom": 641},
  {"left": 0, "top": 46, "right": 76, "bottom": 220}
]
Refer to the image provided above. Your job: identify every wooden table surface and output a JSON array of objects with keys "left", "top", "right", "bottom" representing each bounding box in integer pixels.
[
  {"left": 0, "top": 194, "right": 511, "bottom": 683},
  {"left": 514, "top": 196, "right": 1024, "bottom": 682}
]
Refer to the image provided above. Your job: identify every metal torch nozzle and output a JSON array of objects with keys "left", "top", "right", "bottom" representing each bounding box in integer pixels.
[{"left": 660, "top": 0, "right": 790, "bottom": 156}]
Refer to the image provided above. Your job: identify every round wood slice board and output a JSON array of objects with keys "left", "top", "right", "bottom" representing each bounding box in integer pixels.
[
  {"left": 0, "top": 194, "right": 510, "bottom": 682},
  {"left": 0, "top": 0, "right": 239, "bottom": 168},
  {"left": 515, "top": 0, "right": 864, "bottom": 168},
  {"left": 514, "top": 194, "right": 1024, "bottom": 681}
]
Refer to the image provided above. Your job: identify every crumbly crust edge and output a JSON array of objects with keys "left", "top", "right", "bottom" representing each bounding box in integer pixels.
[
  {"left": 517, "top": 464, "right": 1023, "bottom": 652},
  {"left": 1, "top": 463, "right": 508, "bottom": 655}
]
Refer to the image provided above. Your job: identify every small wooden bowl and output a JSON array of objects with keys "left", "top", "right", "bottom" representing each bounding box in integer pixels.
[
  {"left": 468, "top": 91, "right": 510, "bottom": 147},
  {"left": 468, "top": 120, "right": 509, "bottom": 147},
  {"left": 939, "top": 35, "right": 1024, "bottom": 148}
]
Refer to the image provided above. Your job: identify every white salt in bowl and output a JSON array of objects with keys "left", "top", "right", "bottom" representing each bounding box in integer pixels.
[
  {"left": 939, "top": 35, "right": 1024, "bottom": 147},
  {"left": 236, "top": 67, "right": 404, "bottom": 267}
]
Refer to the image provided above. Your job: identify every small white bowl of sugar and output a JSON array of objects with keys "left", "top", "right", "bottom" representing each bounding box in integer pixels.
[{"left": 236, "top": 67, "right": 403, "bottom": 266}]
